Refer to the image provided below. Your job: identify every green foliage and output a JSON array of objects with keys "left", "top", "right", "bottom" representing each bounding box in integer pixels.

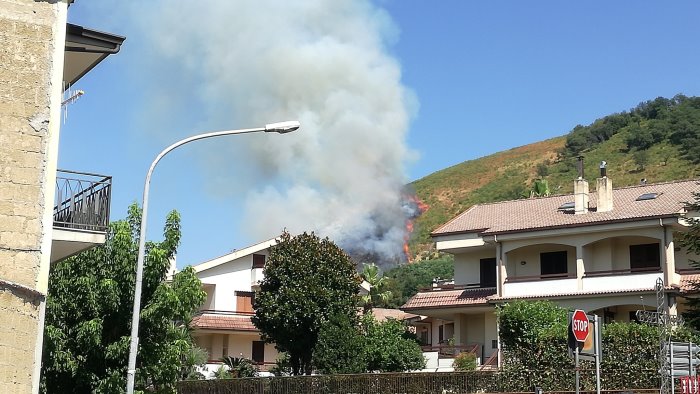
[
  {"left": 360, "top": 263, "right": 392, "bottom": 312},
  {"left": 381, "top": 257, "right": 453, "bottom": 308},
  {"left": 213, "top": 365, "right": 232, "bottom": 379},
  {"left": 269, "top": 352, "right": 292, "bottom": 377},
  {"left": 497, "top": 300, "right": 700, "bottom": 391},
  {"left": 252, "top": 231, "right": 360, "bottom": 375},
  {"left": 633, "top": 149, "right": 650, "bottom": 171},
  {"left": 41, "top": 203, "right": 206, "bottom": 393},
  {"left": 681, "top": 192, "right": 700, "bottom": 329},
  {"left": 452, "top": 352, "right": 477, "bottom": 371},
  {"left": 363, "top": 315, "right": 426, "bottom": 372},
  {"left": 221, "top": 356, "right": 258, "bottom": 378},
  {"left": 313, "top": 313, "right": 367, "bottom": 374}
]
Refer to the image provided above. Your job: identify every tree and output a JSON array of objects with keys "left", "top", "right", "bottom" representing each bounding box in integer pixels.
[
  {"left": 313, "top": 312, "right": 367, "bottom": 374},
  {"left": 41, "top": 204, "right": 206, "bottom": 393},
  {"left": 360, "top": 263, "right": 391, "bottom": 313},
  {"left": 363, "top": 315, "right": 425, "bottom": 372},
  {"left": 382, "top": 257, "right": 454, "bottom": 308},
  {"left": 632, "top": 149, "right": 649, "bottom": 171},
  {"left": 252, "top": 232, "right": 360, "bottom": 375},
  {"left": 681, "top": 191, "right": 700, "bottom": 328}
]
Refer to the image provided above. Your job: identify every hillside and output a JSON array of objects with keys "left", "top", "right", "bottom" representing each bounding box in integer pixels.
[{"left": 408, "top": 95, "right": 700, "bottom": 259}]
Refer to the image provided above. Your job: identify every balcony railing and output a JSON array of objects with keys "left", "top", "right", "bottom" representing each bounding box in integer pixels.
[
  {"left": 421, "top": 343, "right": 480, "bottom": 359},
  {"left": 54, "top": 169, "right": 112, "bottom": 232}
]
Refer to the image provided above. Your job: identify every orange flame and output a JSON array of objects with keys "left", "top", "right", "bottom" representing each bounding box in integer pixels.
[{"left": 403, "top": 195, "right": 429, "bottom": 262}]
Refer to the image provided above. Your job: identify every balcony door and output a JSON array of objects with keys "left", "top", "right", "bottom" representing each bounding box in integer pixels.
[
  {"left": 630, "top": 243, "right": 660, "bottom": 272},
  {"left": 480, "top": 258, "right": 497, "bottom": 287},
  {"left": 252, "top": 341, "right": 265, "bottom": 364}
]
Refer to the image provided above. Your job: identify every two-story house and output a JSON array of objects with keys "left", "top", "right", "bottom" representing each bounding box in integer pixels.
[
  {"left": 189, "top": 237, "right": 376, "bottom": 377},
  {"left": 402, "top": 170, "right": 699, "bottom": 370}
]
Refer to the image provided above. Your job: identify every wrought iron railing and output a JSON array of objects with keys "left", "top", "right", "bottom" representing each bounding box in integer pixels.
[{"left": 54, "top": 169, "right": 112, "bottom": 232}]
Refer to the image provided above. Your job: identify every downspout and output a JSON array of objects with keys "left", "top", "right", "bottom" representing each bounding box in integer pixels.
[{"left": 494, "top": 234, "right": 503, "bottom": 369}]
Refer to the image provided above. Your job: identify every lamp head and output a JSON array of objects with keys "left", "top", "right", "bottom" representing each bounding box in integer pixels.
[{"left": 265, "top": 120, "right": 300, "bottom": 134}]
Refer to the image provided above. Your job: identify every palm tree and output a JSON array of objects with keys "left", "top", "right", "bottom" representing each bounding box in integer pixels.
[{"left": 360, "top": 263, "right": 392, "bottom": 313}]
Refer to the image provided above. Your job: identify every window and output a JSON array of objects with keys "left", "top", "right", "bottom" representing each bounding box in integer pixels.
[
  {"left": 630, "top": 243, "right": 660, "bottom": 271},
  {"left": 252, "top": 254, "right": 266, "bottom": 269},
  {"left": 540, "top": 251, "right": 568, "bottom": 277},
  {"left": 480, "top": 258, "right": 497, "bottom": 287},
  {"left": 252, "top": 341, "right": 265, "bottom": 364},
  {"left": 235, "top": 291, "right": 255, "bottom": 313}
]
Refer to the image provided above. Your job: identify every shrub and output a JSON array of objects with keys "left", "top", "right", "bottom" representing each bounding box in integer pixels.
[{"left": 453, "top": 352, "right": 477, "bottom": 371}]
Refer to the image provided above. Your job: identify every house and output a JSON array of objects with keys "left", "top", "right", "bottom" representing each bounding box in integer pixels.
[
  {"left": 189, "top": 237, "right": 373, "bottom": 377},
  {"left": 0, "top": 1, "right": 122, "bottom": 391},
  {"left": 190, "top": 239, "right": 280, "bottom": 376},
  {"left": 401, "top": 168, "right": 700, "bottom": 370}
]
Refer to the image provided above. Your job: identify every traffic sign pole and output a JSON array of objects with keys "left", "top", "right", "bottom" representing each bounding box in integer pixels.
[
  {"left": 594, "top": 314, "right": 601, "bottom": 394},
  {"left": 575, "top": 345, "right": 580, "bottom": 394}
]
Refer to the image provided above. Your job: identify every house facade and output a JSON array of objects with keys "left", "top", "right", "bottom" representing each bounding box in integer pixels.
[
  {"left": 0, "top": 1, "right": 122, "bottom": 391},
  {"left": 191, "top": 239, "right": 281, "bottom": 376},
  {"left": 402, "top": 173, "right": 700, "bottom": 369}
]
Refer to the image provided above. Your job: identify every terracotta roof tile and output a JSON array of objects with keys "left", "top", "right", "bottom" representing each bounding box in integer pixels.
[
  {"left": 433, "top": 179, "right": 699, "bottom": 236},
  {"left": 366, "top": 308, "right": 419, "bottom": 321},
  {"left": 401, "top": 287, "right": 496, "bottom": 310},
  {"left": 190, "top": 313, "right": 258, "bottom": 331},
  {"left": 678, "top": 273, "right": 700, "bottom": 293}
]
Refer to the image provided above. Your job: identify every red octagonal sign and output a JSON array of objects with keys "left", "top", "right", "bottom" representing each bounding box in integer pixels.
[{"left": 571, "top": 309, "right": 590, "bottom": 342}]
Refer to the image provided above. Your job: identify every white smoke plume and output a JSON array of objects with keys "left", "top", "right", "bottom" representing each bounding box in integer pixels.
[{"left": 124, "top": 1, "right": 417, "bottom": 262}]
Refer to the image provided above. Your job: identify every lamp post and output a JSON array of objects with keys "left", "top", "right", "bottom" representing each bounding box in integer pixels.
[{"left": 125, "top": 121, "right": 300, "bottom": 394}]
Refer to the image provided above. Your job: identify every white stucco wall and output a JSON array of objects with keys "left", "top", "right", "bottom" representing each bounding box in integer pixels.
[
  {"left": 453, "top": 249, "right": 497, "bottom": 285},
  {"left": 196, "top": 250, "right": 269, "bottom": 312},
  {"left": 506, "top": 244, "right": 576, "bottom": 278}
]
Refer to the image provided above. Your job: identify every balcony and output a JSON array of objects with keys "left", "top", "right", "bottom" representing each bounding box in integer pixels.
[{"left": 51, "top": 169, "right": 112, "bottom": 263}]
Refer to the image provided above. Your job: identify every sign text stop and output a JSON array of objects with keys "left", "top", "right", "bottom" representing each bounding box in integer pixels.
[{"left": 571, "top": 309, "right": 590, "bottom": 342}]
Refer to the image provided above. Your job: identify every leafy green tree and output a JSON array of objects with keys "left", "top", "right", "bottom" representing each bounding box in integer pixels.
[
  {"left": 382, "top": 257, "right": 454, "bottom": 308},
  {"left": 252, "top": 232, "right": 360, "bottom": 375},
  {"left": 41, "top": 204, "right": 206, "bottom": 393},
  {"left": 360, "top": 263, "right": 392, "bottom": 313},
  {"left": 632, "top": 149, "right": 650, "bottom": 171},
  {"left": 313, "top": 312, "right": 367, "bottom": 374},
  {"left": 681, "top": 191, "right": 700, "bottom": 328},
  {"left": 363, "top": 315, "right": 425, "bottom": 372}
]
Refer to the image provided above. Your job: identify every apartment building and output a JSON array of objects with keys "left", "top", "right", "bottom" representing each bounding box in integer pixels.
[
  {"left": 402, "top": 171, "right": 699, "bottom": 369},
  {"left": 0, "top": 1, "right": 122, "bottom": 391}
]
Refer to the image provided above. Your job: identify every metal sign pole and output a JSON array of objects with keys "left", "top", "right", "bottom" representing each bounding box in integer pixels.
[
  {"left": 595, "top": 315, "right": 601, "bottom": 394},
  {"left": 575, "top": 345, "right": 580, "bottom": 394},
  {"left": 672, "top": 343, "right": 676, "bottom": 394}
]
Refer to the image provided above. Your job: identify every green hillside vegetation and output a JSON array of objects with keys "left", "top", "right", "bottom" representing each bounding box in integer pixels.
[{"left": 408, "top": 94, "right": 700, "bottom": 259}]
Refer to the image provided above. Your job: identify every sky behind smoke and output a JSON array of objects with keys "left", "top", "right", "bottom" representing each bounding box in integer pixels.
[{"left": 121, "top": 0, "right": 417, "bottom": 260}]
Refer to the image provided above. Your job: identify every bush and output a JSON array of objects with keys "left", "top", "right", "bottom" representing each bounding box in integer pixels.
[
  {"left": 453, "top": 352, "right": 477, "bottom": 371},
  {"left": 313, "top": 313, "right": 367, "bottom": 374}
]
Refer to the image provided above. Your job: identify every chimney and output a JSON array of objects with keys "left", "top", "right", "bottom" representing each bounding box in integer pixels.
[
  {"left": 596, "top": 161, "right": 613, "bottom": 213},
  {"left": 574, "top": 156, "right": 589, "bottom": 215}
]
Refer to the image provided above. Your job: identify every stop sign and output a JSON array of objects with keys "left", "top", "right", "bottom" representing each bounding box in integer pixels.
[{"left": 571, "top": 309, "right": 590, "bottom": 342}]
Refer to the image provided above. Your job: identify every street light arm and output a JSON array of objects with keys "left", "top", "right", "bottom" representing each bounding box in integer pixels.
[{"left": 125, "top": 122, "right": 298, "bottom": 394}]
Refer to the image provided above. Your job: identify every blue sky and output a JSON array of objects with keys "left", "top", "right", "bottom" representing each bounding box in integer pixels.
[{"left": 63, "top": 1, "right": 700, "bottom": 268}]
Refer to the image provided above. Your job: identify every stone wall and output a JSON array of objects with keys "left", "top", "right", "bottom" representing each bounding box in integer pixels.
[{"left": 0, "top": 0, "right": 63, "bottom": 392}]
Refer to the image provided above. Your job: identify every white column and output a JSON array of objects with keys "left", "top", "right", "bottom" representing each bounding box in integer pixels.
[
  {"left": 496, "top": 242, "right": 507, "bottom": 297},
  {"left": 663, "top": 227, "right": 678, "bottom": 286},
  {"left": 576, "top": 245, "right": 584, "bottom": 290}
]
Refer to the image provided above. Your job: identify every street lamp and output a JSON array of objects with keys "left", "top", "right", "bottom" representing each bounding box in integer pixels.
[{"left": 125, "top": 120, "right": 300, "bottom": 394}]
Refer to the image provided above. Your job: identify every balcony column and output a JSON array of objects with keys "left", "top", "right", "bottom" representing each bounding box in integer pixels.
[
  {"left": 496, "top": 242, "right": 507, "bottom": 297},
  {"left": 453, "top": 314, "right": 462, "bottom": 346},
  {"left": 576, "top": 245, "right": 584, "bottom": 290},
  {"left": 662, "top": 226, "right": 678, "bottom": 286}
]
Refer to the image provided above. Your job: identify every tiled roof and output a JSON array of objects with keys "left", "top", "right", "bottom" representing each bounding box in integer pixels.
[
  {"left": 190, "top": 313, "right": 258, "bottom": 332},
  {"left": 678, "top": 273, "right": 700, "bottom": 293},
  {"left": 368, "top": 308, "right": 419, "bottom": 322},
  {"left": 401, "top": 287, "right": 496, "bottom": 310},
  {"left": 433, "top": 179, "right": 699, "bottom": 236}
]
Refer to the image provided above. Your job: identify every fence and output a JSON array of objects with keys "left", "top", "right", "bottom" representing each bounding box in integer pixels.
[{"left": 177, "top": 370, "right": 659, "bottom": 394}]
